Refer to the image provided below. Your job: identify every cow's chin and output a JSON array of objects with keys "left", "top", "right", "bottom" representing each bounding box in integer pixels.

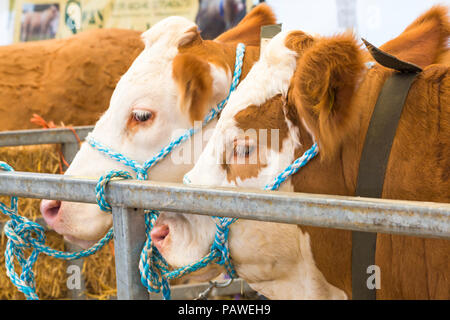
[
  {"left": 155, "top": 212, "right": 218, "bottom": 272},
  {"left": 52, "top": 202, "right": 113, "bottom": 249},
  {"left": 64, "top": 235, "right": 98, "bottom": 250}
]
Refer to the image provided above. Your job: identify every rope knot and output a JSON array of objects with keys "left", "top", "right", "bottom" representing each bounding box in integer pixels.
[
  {"left": 95, "top": 170, "right": 133, "bottom": 212},
  {"left": 4, "top": 219, "right": 46, "bottom": 250},
  {"left": 2, "top": 217, "right": 46, "bottom": 300}
]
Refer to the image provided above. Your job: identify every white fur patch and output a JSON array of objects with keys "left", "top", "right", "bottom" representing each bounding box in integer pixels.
[{"left": 220, "top": 31, "right": 298, "bottom": 122}]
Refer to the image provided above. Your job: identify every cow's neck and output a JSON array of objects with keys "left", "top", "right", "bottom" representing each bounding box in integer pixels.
[
  {"left": 182, "top": 42, "right": 260, "bottom": 123},
  {"left": 286, "top": 67, "right": 390, "bottom": 298},
  {"left": 244, "top": 230, "right": 347, "bottom": 300},
  {"left": 217, "top": 42, "right": 260, "bottom": 81}
]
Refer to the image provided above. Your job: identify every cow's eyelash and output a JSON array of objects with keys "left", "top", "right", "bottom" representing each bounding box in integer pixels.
[
  {"left": 234, "top": 144, "right": 255, "bottom": 157},
  {"left": 132, "top": 109, "right": 153, "bottom": 122}
]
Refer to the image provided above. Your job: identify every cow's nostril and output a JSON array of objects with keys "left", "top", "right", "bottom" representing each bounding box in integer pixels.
[
  {"left": 40, "top": 199, "right": 61, "bottom": 227},
  {"left": 151, "top": 224, "right": 170, "bottom": 249}
]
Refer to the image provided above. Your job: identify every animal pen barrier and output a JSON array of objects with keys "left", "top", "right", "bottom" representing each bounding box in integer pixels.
[
  {"left": 0, "top": 127, "right": 449, "bottom": 300},
  {"left": 0, "top": 126, "right": 256, "bottom": 299}
]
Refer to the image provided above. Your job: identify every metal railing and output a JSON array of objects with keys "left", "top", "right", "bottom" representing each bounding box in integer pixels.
[
  {"left": 0, "top": 170, "right": 449, "bottom": 299},
  {"left": 0, "top": 126, "right": 94, "bottom": 147}
]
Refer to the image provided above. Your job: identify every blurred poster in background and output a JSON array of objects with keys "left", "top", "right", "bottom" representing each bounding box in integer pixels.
[
  {"left": 19, "top": 3, "right": 60, "bottom": 42},
  {"left": 4, "top": 0, "right": 252, "bottom": 44}
]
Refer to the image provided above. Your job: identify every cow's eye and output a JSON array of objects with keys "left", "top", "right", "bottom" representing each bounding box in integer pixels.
[
  {"left": 132, "top": 109, "right": 154, "bottom": 122},
  {"left": 234, "top": 141, "right": 255, "bottom": 158}
]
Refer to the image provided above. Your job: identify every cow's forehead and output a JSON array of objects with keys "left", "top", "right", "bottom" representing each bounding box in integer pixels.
[
  {"left": 123, "top": 17, "right": 197, "bottom": 83},
  {"left": 141, "top": 16, "right": 196, "bottom": 48},
  {"left": 116, "top": 16, "right": 198, "bottom": 80},
  {"left": 110, "top": 17, "right": 199, "bottom": 106},
  {"left": 217, "top": 31, "right": 299, "bottom": 134}
]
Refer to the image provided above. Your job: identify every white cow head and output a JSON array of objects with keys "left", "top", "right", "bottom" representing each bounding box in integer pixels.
[{"left": 39, "top": 5, "right": 277, "bottom": 249}]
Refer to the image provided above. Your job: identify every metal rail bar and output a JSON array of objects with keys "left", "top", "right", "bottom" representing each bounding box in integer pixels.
[
  {"left": 0, "top": 126, "right": 94, "bottom": 146},
  {"left": 60, "top": 140, "right": 87, "bottom": 300},
  {"left": 149, "top": 278, "right": 255, "bottom": 300},
  {"left": 0, "top": 171, "right": 448, "bottom": 240}
]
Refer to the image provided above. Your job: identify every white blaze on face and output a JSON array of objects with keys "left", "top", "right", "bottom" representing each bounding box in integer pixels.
[{"left": 52, "top": 16, "right": 231, "bottom": 247}]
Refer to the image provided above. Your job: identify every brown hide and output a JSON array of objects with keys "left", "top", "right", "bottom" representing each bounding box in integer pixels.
[
  {"left": 173, "top": 4, "right": 275, "bottom": 123},
  {"left": 0, "top": 29, "right": 144, "bottom": 131},
  {"left": 215, "top": 4, "right": 277, "bottom": 47},
  {"left": 292, "top": 64, "right": 450, "bottom": 300},
  {"left": 375, "top": 66, "right": 449, "bottom": 299},
  {"left": 289, "top": 7, "right": 450, "bottom": 299}
]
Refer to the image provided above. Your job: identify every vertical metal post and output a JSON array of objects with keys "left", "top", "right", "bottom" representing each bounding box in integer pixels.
[
  {"left": 64, "top": 242, "right": 87, "bottom": 299},
  {"left": 112, "top": 206, "right": 149, "bottom": 300},
  {"left": 61, "top": 142, "right": 79, "bottom": 166},
  {"left": 61, "top": 141, "right": 87, "bottom": 300}
]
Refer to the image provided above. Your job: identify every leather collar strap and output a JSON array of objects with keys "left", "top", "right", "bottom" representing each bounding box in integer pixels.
[{"left": 352, "top": 39, "right": 422, "bottom": 300}]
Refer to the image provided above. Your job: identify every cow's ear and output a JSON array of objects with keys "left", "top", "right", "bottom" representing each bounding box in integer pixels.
[
  {"left": 172, "top": 53, "right": 213, "bottom": 124},
  {"left": 291, "top": 34, "right": 364, "bottom": 160},
  {"left": 214, "top": 3, "right": 277, "bottom": 46},
  {"left": 178, "top": 26, "right": 203, "bottom": 48},
  {"left": 379, "top": 5, "right": 449, "bottom": 67}
]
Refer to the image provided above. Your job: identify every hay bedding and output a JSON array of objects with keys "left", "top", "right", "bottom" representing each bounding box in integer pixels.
[{"left": 0, "top": 145, "right": 117, "bottom": 300}]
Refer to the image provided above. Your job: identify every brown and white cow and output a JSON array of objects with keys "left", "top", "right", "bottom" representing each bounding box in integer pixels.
[
  {"left": 161, "top": 6, "right": 449, "bottom": 299},
  {"left": 39, "top": 5, "right": 276, "bottom": 249}
]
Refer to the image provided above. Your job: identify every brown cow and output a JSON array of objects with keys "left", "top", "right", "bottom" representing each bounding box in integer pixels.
[
  {"left": 0, "top": 29, "right": 144, "bottom": 131},
  {"left": 178, "top": 5, "right": 450, "bottom": 299}
]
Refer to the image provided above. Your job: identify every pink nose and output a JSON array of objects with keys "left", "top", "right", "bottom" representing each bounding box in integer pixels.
[
  {"left": 40, "top": 199, "right": 61, "bottom": 228},
  {"left": 150, "top": 224, "right": 169, "bottom": 250}
]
